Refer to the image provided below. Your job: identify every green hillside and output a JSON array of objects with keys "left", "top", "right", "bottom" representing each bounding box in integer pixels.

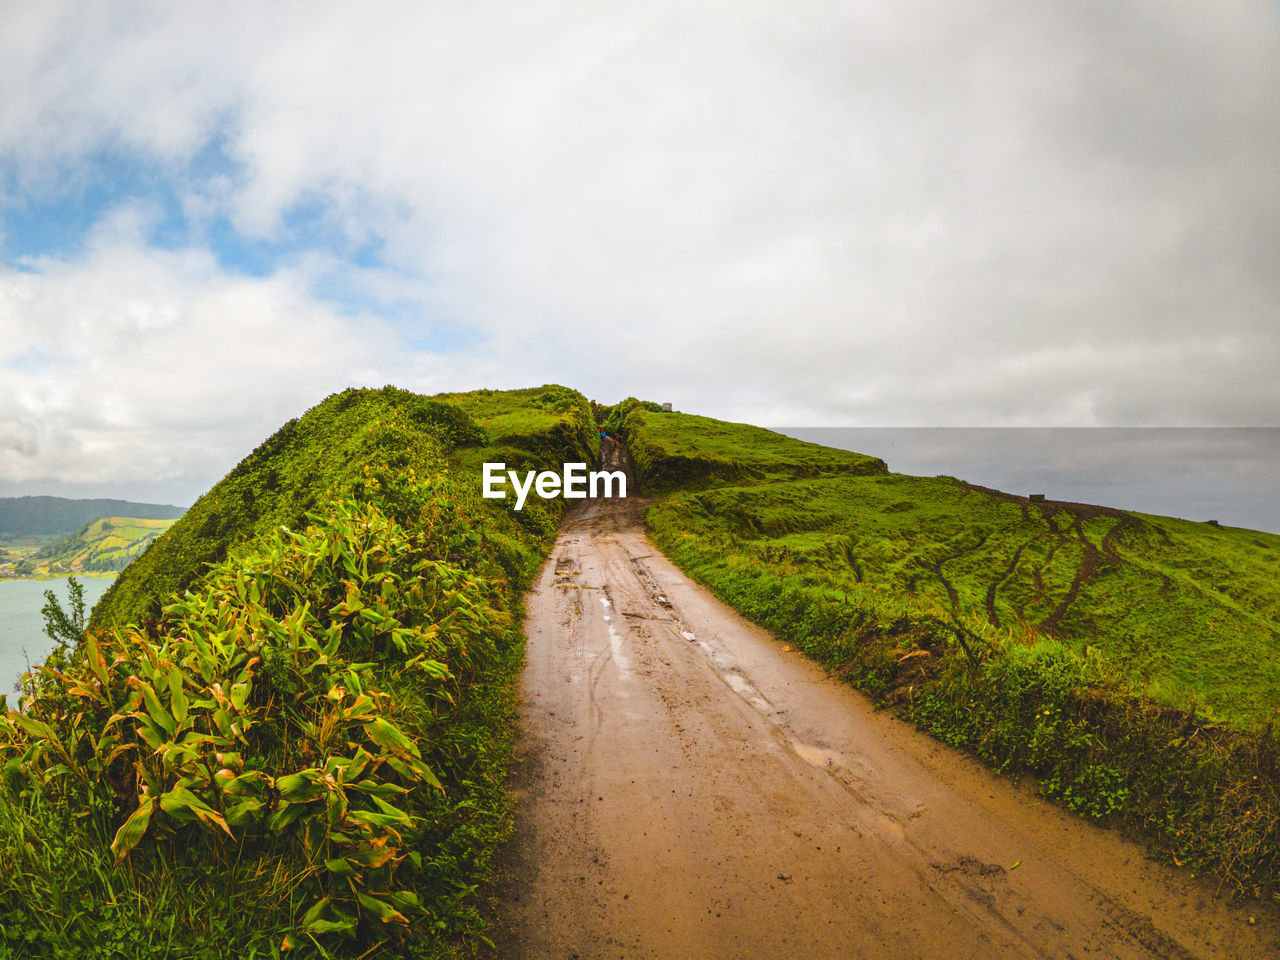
[
  {"left": 93, "top": 383, "right": 592, "bottom": 630},
  {"left": 0, "top": 537, "right": 45, "bottom": 578},
  {"left": 606, "top": 398, "right": 886, "bottom": 491},
  {"left": 1, "top": 384, "right": 594, "bottom": 959},
  {"left": 29, "top": 517, "right": 177, "bottom": 575},
  {"left": 653, "top": 474, "right": 1280, "bottom": 728},
  {"left": 618, "top": 402, "right": 1280, "bottom": 895},
  {"left": 0, "top": 496, "right": 184, "bottom": 537}
]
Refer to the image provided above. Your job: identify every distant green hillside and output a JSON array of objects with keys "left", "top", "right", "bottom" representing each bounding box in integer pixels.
[
  {"left": 0, "top": 496, "right": 184, "bottom": 536},
  {"left": 618, "top": 401, "right": 1280, "bottom": 895},
  {"left": 30, "top": 517, "right": 177, "bottom": 575}
]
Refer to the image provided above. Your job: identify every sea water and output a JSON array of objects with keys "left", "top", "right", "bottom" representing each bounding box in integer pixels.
[{"left": 0, "top": 578, "right": 114, "bottom": 696}]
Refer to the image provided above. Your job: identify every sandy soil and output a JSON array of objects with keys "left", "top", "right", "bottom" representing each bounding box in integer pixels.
[{"left": 490, "top": 446, "right": 1277, "bottom": 959}]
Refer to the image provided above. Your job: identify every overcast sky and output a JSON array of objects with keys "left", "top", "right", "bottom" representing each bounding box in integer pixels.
[{"left": 1, "top": 1, "right": 1277, "bottom": 504}]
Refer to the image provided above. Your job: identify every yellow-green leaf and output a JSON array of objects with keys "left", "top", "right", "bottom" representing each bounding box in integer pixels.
[
  {"left": 134, "top": 680, "right": 177, "bottom": 737},
  {"left": 365, "top": 717, "right": 419, "bottom": 758},
  {"left": 159, "top": 786, "right": 232, "bottom": 837},
  {"left": 168, "top": 666, "right": 188, "bottom": 724},
  {"left": 111, "top": 799, "right": 154, "bottom": 861},
  {"left": 323, "top": 857, "right": 356, "bottom": 877},
  {"left": 277, "top": 771, "right": 327, "bottom": 802},
  {"left": 357, "top": 892, "right": 408, "bottom": 925}
]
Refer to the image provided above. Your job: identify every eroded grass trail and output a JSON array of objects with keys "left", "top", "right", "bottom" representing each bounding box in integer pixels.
[{"left": 491, "top": 458, "right": 1275, "bottom": 959}]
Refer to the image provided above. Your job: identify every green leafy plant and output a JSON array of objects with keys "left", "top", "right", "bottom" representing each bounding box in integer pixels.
[
  {"left": 40, "top": 575, "right": 86, "bottom": 651},
  {"left": 0, "top": 385, "right": 596, "bottom": 957},
  {"left": 3, "top": 493, "right": 511, "bottom": 952}
]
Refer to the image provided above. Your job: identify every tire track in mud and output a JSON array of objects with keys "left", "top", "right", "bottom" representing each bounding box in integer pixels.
[
  {"left": 1039, "top": 513, "right": 1107, "bottom": 635},
  {"left": 927, "top": 529, "right": 992, "bottom": 612},
  {"left": 985, "top": 538, "right": 1032, "bottom": 629},
  {"left": 491, "top": 460, "right": 1277, "bottom": 959}
]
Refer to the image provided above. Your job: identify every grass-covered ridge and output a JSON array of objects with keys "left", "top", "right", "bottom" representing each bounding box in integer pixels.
[
  {"left": 2, "top": 384, "right": 594, "bottom": 958},
  {"left": 605, "top": 398, "right": 886, "bottom": 492},
  {"left": 616, "top": 402, "right": 1280, "bottom": 896},
  {"left": 93, "top": 384, "right": 593, "bottom": 631}
]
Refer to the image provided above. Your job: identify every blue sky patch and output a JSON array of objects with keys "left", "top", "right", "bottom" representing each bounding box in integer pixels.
[
  {"left": 0, "top": 134, "right": 393, "bottom": 278},
  {"left": 0, "top": 135, "right": 451, "bottom": 334}
]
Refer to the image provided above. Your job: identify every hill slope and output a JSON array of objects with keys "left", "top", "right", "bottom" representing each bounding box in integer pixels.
[
  {"left": 3, "top": 383, "right": 595, "bottom": 959},
  {"left": 93, "top": 383, "right": 593, "bottom": 629},
  {"left": 29, "top": 517, "right": 177, "bottom": 575},
  {"left": 652, "top": 473, "right": 1280, "bottom": 728},
  {"left": 606, "top": 398, "right": 886, "bottom": 490},
  {"left": 0, "top": 496, "right": 184, "bottom": 536}
]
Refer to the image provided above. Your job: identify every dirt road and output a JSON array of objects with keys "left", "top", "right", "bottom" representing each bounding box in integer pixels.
[{"left": 492, "top": 450, "right": 1277, "bottom": 959}]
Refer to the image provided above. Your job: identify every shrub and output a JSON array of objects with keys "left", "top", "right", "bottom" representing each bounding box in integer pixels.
[{"left": 1, "top": 491, "right": 516, "bottom": 954}]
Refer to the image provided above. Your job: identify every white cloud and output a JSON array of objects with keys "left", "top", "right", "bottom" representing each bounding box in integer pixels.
[
  {"left": 1, "top": 0, "right": 1278, "bottom": 496},
  {"left": 0, "top": 224, "right": 402, "bottom": 492}
]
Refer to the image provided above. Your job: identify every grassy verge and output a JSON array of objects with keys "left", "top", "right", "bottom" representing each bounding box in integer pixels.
[
  {"left": 1, "top": 385, "right": 593, "bottom": 958},
  {"left": 620, "top": 403, "right": 1280, "bottom": 898}
]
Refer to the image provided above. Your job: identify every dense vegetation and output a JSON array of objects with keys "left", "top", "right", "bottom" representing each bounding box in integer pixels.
[
  {"left": 93, "top": 385, "right": 592, "bottom": 630},
  {"left": 617, "top": 403, "right": 1280, "bottom": 897},
  {"left": 0, "top": 497, "right": 184, "bottom": 537},
  {"left": 26, "top": 517, "right": 177, "bottom": 575},
  {"left": 1, "top": 384, "right": 594, "bottom": 958}
]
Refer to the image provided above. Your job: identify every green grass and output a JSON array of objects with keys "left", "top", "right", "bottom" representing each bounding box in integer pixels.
[
  {"left": 606, "top": 398, "right": 885, "bottom": 492},
  {"left": 92, "top": 385, "right": 594, "bottom": 631},
  {"left": 2, "top": 384, "right": 596, "bottom": 958},
  {"left": 618, "top": 402, "right": 1280, "bottom": 896},
  {"left": 657, "top": 475, "right": 1280, "bottom": 729}
]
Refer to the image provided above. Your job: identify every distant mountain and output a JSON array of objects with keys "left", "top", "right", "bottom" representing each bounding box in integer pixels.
[
  {"left": 0, "top": 496, "right": 185, "bottom": 536},
  {"left": 31, "top": 516, "right": 179, "bottom": 575}
]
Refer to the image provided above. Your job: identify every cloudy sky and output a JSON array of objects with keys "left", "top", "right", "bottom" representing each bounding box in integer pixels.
[{"left": 1, "top": 1, "right": 1277, "bottom": 503}]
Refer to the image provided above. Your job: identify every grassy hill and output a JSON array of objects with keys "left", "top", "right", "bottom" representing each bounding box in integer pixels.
[
  {"left": 7, "top": 383, "right": 1279, "bottom": 951},
  {"left": 0, "top": 496, "right": 184, "bottom": 537},
  {"left": 605, "top": 398, "right": 886, "bottom": 491},
  {"left": 28, "top": 517, "right": 177, "bottom": 575},
  {"left": 616, "top": 401, "right": 1280, "bottom": 896},
  {"left": 653, "top": 473, "right": 1280, "bottom": 728},
  {"left": 93, "top": 383, "right": 592, "bottom": 630},
  {"left": 2, "top": 384, "right": 594, "bottom": 959}
]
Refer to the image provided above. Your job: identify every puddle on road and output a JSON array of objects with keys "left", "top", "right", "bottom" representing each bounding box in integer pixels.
[
  {"left": 599, "top": 593, "right": 632, "bottom": 677},
  {"left": 872, "top": 812, "right": 906, "bottom": 843},
  {"left": 720, "top": 668, "right": 777, "bottom": 717},
  {"left": 789, "top": 738, "right": 844, "bottom": 769}
]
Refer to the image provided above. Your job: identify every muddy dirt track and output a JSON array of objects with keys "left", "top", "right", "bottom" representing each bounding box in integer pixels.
[{"left": 491, "top": 450, "right": 1277, "bottom": 959}]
